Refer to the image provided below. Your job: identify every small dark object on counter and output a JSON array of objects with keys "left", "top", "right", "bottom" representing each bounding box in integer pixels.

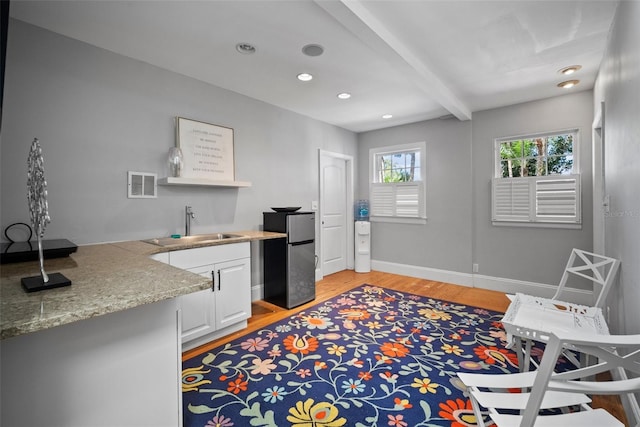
[
  {"left": 271, "top": 207, "right": 301, "bottom": 212},
  {"left": 21, "top": 272, "right": 72, "bottom": 292},
  {"left": 1, "top": 239, "right": 78, "bottom": 264}
]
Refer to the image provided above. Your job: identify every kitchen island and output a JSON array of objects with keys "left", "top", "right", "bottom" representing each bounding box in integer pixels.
[{"left": 0, "top": 231, "right": 285, "bottom": 427}]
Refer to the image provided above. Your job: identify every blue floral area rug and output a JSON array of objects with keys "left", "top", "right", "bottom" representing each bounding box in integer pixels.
[{"left": 182, "top": 285, "right": 522, "bottom": 427}]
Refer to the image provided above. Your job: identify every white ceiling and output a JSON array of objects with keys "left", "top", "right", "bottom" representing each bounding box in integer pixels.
[{"left": 9, "top": 0, "right": 619, "bottom": 133}]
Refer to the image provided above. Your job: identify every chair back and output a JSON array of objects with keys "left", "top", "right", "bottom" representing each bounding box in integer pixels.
[
  {"left": 553, "top": 248, "right": 620, "bottom": 308},
  {"left": 522, "top": 331, "right": 640, "bottom": 427}
]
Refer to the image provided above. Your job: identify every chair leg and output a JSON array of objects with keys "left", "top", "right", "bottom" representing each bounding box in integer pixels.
[
  {"left": 519, "top": 335, "right": 566, "bottom": 427},
  {"left": 523, "top": 338, "right": 533, "bottom": 372},
  {"left": 514, "top": 338, "right": 524, "bottom": 371},
  {"left": 563, "top": 349, "right": 581, "bottom": 368},
  {"left": 467, "top": 388, "right": 489, "bottom": 427}
]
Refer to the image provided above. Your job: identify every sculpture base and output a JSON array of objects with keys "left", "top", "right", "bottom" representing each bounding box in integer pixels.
[{"left": 21, "top": 273, "right": 72, "bottom": 293}]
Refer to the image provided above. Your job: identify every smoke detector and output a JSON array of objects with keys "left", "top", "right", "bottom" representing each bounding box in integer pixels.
[{"left": 236, "top": 43, "right": 256, "bottom": 54}]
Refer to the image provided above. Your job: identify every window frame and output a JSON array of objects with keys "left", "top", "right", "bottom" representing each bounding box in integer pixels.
[
  {"left": 492, "top": 129, "right": 581, "bottom": 228},
  {"left": 369, "top": 142, "right": 427, "bottom": 224}
]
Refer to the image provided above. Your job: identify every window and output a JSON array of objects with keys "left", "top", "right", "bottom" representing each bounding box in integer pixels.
[
  {"left": 498, "top": 132, "right": 574, "bottom": 177},
  {"left": 369, "top": 142, "right": 426, "bottom": 223},
  {"left": 492, "top": 130, "right": 580, "bottom": 227}
]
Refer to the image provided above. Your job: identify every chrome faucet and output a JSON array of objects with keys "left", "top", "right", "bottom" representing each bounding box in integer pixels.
[{"left": 185, "top": 206, "right": 195, "bottom": 236}]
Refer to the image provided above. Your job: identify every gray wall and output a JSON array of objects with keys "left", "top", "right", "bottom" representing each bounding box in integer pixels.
[
  {"left": 357, "top": 118, "right": 473, "bottom": 274},
  {"left": 358, "top": 91, "right": 594, "bottom": 288},
  {"left": 594, "top": 0, "right": 640, "bottom": 336},
  {"left": 1, "top": 19, "right": 356, "bottom": 241},
  {"left": 472, "top": 91, "right": 594, "bottom": 284},
  {"left": 1, "top": 19, "right": 357, "bottom": 285}
]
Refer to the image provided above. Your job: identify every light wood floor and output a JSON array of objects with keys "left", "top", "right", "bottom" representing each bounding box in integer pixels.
[{"left": 183, "top": 269, "right": 628, "bottom": 425}]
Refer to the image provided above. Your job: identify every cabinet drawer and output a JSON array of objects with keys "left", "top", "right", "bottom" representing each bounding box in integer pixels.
[{"left": 169, "top": 242, "right": 249, "bottom": 269}]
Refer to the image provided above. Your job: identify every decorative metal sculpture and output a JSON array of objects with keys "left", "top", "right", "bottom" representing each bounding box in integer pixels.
[
  {"left": 27, "top": 138, "right": 51, "bottom": 281},
  {"left": 21, "top": 138, "right": 71, "bottom": 292}
]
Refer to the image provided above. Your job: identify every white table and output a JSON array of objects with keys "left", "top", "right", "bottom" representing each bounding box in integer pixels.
[{"left": 501, "top": 293, "right": 610, "bottom": 370}]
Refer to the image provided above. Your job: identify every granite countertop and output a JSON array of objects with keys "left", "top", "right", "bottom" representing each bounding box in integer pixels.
[{"left": 0, "top": 230, "right": 285, "bottom": 340}]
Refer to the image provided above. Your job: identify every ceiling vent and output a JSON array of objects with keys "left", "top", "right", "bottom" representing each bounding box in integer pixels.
[{"left": 302, "top": 44, "right": 324, "bottom": 57}]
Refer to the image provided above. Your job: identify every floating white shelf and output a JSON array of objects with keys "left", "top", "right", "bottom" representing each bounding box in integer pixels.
[{"left": 158, "top": 177, "right": 251, "bottom": 188}]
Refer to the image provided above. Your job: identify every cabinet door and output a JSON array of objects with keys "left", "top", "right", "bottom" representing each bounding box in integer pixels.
[
  {"left": 180, "top": 266, "right": 216, "bottom": 342},
  {"left": 215, "top": 258, "right": 251, "bottom": 330}
]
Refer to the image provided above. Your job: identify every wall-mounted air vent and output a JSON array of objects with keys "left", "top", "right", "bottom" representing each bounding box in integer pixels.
[{"left": 127, "top": 171, "right": 157, "bottom": 199}]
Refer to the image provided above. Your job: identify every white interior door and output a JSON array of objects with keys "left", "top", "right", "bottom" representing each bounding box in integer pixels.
[{"left": 319, "top": 151, "right": 353, "bottom": 277}]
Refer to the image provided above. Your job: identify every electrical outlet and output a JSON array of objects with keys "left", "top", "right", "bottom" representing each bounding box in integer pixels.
[
  {"left": 311, "top": 200, "right": 318, "bottom": 211},
  {"left": 472, "top": 263, "right": 479, "bottom": 273}
]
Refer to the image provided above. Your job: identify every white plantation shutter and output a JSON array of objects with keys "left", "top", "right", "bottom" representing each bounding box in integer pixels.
[
  {"left": 492, "top": 179, "right": 531, "bottom": 221},
  {"left": 396, "top": 183, "right": 421, "bottom": 217},
  {"left": 371, "top": 182, "right": 424, "bottom": 218},
  {"left": 492, "top": 175, "right": 581, "bottom": 225},
  {"left": 370, "top": 183, "right": 395, "bottom": 216},
  {"left": 535, "top": 177, "right": 579, "bottom": 220}
]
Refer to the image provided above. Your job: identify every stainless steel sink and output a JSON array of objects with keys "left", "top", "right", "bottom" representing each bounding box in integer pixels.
[{"left": 145, "top": 233, "right": 244, "bottom": 247}]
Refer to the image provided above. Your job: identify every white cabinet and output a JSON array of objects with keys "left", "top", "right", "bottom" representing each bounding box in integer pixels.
[
  {"left": 212, "top": 258, "right": 251, "bottom": 329},
  {"left": 1, "top": 299, "right": 181, "bottom": 426},
  {"left": 179, "top": 257, "right": 251, "bottom": 344},
  {"left": 152, "top": 242, "right": 251, "bottom": 350},
  {"left": 179, "top": 288, "right": 216, "bottom": 343}
]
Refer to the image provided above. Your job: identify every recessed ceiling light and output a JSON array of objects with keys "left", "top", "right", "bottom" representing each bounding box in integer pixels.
[
  {"left": 557, "top": 80, "right": 580, "bottom": 89},
  {"left": 297, "top": 73, "right": 313, "bottom": 82},
  {"left": 559, "top": 65, "right": 582, "bottom": 75},
  {"left": 302, "top": 44, "right": 324, "bottom": 57},
  {"left": 337, "top": 92, "right": 351, "bottom": 100},
  {"left": 235, "top": 42, "right": 256, "bottom": 54},
  {"left": 382, "top": 114, "right": 393, "bottom": 119}
]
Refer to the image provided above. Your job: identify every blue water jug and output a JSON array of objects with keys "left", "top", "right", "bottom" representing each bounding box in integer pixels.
[{"left": 355, "top": 200, "right": 369, "bottom": 221}]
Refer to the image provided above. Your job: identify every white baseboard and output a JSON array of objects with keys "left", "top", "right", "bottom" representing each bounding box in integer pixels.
[
  {"left": 371, "top": 259, "right": 595, "bottom": 306},
  {"left": 472, "top": 273, "right": 557, "bottom": 297},
  {"left": 472, "top": 273, "right": 594, "bottom": 306},
  {"left": 251, "top": 285, "right": 263, "bottom": 302},
  {"left": 253, "top": 260, "right": 595, "bottom": 307},
  {"left": 371, "top": 260, "right": 474, "bottom": 287}
]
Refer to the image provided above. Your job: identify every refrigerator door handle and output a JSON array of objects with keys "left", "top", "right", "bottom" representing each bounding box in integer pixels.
[{"left": 290, "top": 239, "right": 314, "bottom": 246}]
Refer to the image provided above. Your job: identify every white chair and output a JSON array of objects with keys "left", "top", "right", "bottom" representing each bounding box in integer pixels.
[
  {"left": 505, "top": 248, "right": 620, "bottom": 371},
  {"left": 506, "top": 248, "right": 620, "bottom": 306},
  {"left": 552, "top": 248, "right": 620, "bottom": 309},
  {"left": 458, "top": 330, "right": 640, "bottom": 427}
]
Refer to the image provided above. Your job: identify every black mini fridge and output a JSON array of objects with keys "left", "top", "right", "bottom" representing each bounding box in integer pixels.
[{"left": 263, "top": 211, "right": 316, "bottom": 308}]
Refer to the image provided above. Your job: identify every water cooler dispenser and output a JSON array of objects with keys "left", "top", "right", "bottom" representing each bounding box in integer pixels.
[{"left": 355, "top": 200, "right": 371, "bottom": 273}]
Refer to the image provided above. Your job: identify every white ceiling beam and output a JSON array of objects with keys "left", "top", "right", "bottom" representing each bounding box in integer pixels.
[{"left": 316, "top": 0, "right": 472, "bottom": 121}]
